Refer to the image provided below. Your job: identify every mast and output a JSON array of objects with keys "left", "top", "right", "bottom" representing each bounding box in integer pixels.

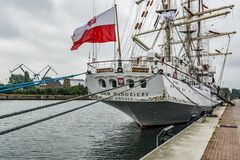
[
  {"left": 185, "top": 0, "right": 193, "bottom": 64},
  {"left": 114, "top": 4, "right": 123, "bottom": 72},
  {"left": 165, "top": 0, "right": 172, "bottom": 62},
  {"left": 196, "top": 0, "right": 202, "bottom": 66}
]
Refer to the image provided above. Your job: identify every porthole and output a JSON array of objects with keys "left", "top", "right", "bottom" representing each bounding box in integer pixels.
[
  {"left": 127, "top": 79, "right": 134, "bottom": 88},
  {"left": 98, "top": 79, "right": 106, "bottom": 88},
  {"left": 140, "top": 79, "right": 147, "bottom": 88},
  {"left": 109, "top": 79, "right": 117, "bottom": 88}
]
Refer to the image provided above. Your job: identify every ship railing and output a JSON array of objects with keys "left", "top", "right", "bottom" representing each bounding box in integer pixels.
[
  {"left": 87, "top": 57, "right": 189, "bottom": 75},
  {"left": 87, "top": 58, "right": 200, "bottom": 85},
  {"left": 87, "top": 59, "right": 156, "bottom": 73}
]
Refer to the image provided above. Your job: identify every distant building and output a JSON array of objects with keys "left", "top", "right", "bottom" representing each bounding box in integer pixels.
[
  {"left": 61, "top": 79, "right": 86, "bottom": 88},
  {"left": 47, "top": 81, "right": 62, "bottom": 89},
  {"left": 69, "top": 79, "right": 86, "bottom": 87},
  {"left": 38, "top": 80, "right": 62, "bottom": 89},
  {"left": 63, "top": 79, "right": 71, "bottom": 88}
]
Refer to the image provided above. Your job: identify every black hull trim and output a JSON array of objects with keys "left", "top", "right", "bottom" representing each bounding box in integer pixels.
[{"left": 104, "top": 101, "right": 206, "bottom": 127}]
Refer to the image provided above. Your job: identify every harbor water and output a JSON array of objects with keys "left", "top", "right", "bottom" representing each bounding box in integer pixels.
[{"left": 0, "top": 100, "right": 187, "bottom": 160}]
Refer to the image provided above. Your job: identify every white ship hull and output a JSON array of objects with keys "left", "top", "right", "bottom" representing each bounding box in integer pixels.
[
  {"left": 86, "top": 71, "right": 220, "bottom": 128},
  {"left": 105, "top": 101, "right": 200, "bottom": 128},
  {"left": 81, "top": 0, "right": 233, "bottom": 128}
]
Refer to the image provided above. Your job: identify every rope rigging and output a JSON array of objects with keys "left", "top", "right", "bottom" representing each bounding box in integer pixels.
[
  {"left": 217, "top": 35, "right": 231, "bottom": 86},
  {"left": 0, "top": 74, "right": 155, "bottom": 120},
  {"left": 151, "top": 21, "right": 165, "bottom": 49},
  {"left": 0, "top": 72, "right": 87, "bottom": 93},
  {"left": 186, "top": 83, "right": 219, "bottom": 104},
  {"left": 0, "top": 73, "right": 158, "bottom": 136},
  {"left": 162, "top": 72, "right": 208, "bottom": 111}
]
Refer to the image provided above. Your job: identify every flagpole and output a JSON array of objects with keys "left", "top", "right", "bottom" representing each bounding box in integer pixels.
[
  {"left": 114, "top": 4, "right": 123, "bottom": 72},
  {"left": 114, "top": 4, "right": 122, "bottom": 59},
  {"left": 92, "top": 0, "right": 95, "bottom": 62}
]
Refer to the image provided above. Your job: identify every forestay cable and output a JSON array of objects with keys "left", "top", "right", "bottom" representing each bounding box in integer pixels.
[
  {"left": 0, "top": 73, "right": 157, "bottom": 136},
  {"left": 0, "top": 74, "right": 156, "bottom": 120},
  {"left": 162, "top": 72, "right": 208, "bottom": 111},
  {"left": 186, "top": 83, "right": 219, "bottom": 104},
  {"left": 0, "top": 72, "right": 87, "bottom": 93}
]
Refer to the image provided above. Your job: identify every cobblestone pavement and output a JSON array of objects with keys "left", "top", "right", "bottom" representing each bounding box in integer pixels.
[{"left": 201, "top": 106, "right": 240, "bottom": 160}]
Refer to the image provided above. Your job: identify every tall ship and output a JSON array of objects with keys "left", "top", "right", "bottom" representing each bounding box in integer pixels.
[{"left": 71, "top": 0, "right": 236, "bottom": 128}]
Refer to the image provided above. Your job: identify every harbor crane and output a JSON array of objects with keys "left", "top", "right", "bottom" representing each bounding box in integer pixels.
[
  {"left": 9, "top": 64, "right": 39, "bottom": 80},
  {"left": 37, "top": 65, "right": 57, "bottom": 80},
  {"left": 9, "top": 64, "right": 58, "bottom": 80}
]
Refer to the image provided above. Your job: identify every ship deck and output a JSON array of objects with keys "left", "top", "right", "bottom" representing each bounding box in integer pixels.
[{"left": 141, "top": 100, "right": 240, "bottom": 160}]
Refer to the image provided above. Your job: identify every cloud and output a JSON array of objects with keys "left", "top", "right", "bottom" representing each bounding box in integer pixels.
[
  {"left": 0, "top": 0, "right": 54, "bottom": 15},
  {"left": 0, "top": 0, "right": 239, "bottom": 91},
  {"left": 0, "top": 16, "right": 21, "bottom": 39}
]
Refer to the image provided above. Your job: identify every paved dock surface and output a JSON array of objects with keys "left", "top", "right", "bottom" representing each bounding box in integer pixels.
[
  {"left": 141, "top": 107, "right": 226, "bottom": 160},
  {"left": 201, "top": 101, "right": 240, "bottom": 160},
  {"left": 233, "top": 100, "right": 240, "bottom": 140},
  {"left": 142, "top": 101, "right": 240, "bottom": 160}
]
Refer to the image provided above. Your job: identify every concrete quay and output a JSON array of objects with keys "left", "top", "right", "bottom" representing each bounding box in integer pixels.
[
  {"left": 0, "top": 94, "right": 82, "bottom": 100},
  {"left": 141, "top": 101, "right": 240, "bottom": 160},
  {"left": 201, "top": 101, "right": 240, "bottom": 160}
]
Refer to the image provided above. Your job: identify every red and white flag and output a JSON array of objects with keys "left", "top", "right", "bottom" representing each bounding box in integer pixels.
[{"left": 71, "top": 7, "right": 116, "bottom": 50}]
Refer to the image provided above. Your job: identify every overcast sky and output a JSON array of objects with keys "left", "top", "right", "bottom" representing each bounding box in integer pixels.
[{"left": 0, "top": 0, "right": 239, "bottom": 89}]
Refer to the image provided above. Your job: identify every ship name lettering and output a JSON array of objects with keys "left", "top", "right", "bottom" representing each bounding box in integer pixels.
[
  {"left": 115, "top": 97, "right": 133, "bottom": 101},
  {"left": 112, "top": 92, "right": 149, "bottom": 97},
  {"left": 173, "top": 81, "right": 178, "bottom": 85},
  {"left": 119, "top": 93, "right": 124, "bottom": 96},
  {"left": 100, "top": 92, "right": 111, "bottom": 96}
]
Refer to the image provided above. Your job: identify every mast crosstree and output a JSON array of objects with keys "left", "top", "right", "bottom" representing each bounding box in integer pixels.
[{"left": 85, "top": 0, "right": 236, "bottom": 128}]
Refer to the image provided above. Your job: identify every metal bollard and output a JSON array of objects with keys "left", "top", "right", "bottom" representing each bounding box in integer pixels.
[
  {"left": 201, "top": 115, "right": 207, "bottom": 123},
  {"left": 156, "top": 125, "right": 174, "bottom": 147}
]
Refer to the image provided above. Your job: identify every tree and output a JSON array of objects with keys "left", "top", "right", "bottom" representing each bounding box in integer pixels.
[
  {"left": 9, "top": 71, "right": 32, "bottom": 84},
  {"left": 9, "top": 74, "right": 25, "bottom": 84},
  {"left": 231, "top": 89, "right": 240, "bottom": 99},
  {"left": 24, "top": 71, "right": 32, "bottom": 82}
]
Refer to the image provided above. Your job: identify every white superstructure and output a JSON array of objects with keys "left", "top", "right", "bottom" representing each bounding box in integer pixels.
[{"left": 84, "top": 0, "right": 235, "bottom": 128}]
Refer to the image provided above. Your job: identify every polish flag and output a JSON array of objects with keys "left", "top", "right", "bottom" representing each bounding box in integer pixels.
[{"left": 71, "top": 7, "right": 116, "bottom": 51}]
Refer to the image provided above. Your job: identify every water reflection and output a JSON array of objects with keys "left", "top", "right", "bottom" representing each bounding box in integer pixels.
[
  {"left": 0, "top": 101, "right": 188, "bottom": 160},
  {"left": 87, "top": 123, "right": 188, "bottom": 160}
]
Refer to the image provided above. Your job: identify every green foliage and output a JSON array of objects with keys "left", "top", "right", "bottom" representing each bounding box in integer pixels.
[
  {"left": 6, "top": 84, "right": 88, "bottom": 96},
  {"left": 230, "top": 89, "right": 240, "bottom": 99},
  {"left": 9, "top": 74, "right": 25, "bottom": 84},
  {"left": 6, "top": 72, "right": 87, "bottom": 96},
  {"left": 67, "top": 85, "right": 88, "bottom": 95},
  {"left": 24, "top": 71, "right": 32, "bottom": 82},
  {"left": 222, "top": 88, "right": 230, "bottom": 94},
  {"left": 9, "top": 71, "right": 32, "bottom": 84}
]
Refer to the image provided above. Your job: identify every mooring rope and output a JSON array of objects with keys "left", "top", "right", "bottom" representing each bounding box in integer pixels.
[
  {"left": 0, "top": 73, "right": 158, "bottom": 136},
  {"left": 0, "top": 72, "right": 87, "bottom": 93},
  {"left": 0, "top": 74, "right": 156, "bottom": 120},
  {"left": 186, "top": 83, "right": 219, "bottom": 104},
  {"left": 162, "top": 72, "right": 207, "bottom": 111}
]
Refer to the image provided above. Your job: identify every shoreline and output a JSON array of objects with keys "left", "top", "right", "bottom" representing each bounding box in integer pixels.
[{"left": 0, "top": 94, "right": 89, "bottom": 100}]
